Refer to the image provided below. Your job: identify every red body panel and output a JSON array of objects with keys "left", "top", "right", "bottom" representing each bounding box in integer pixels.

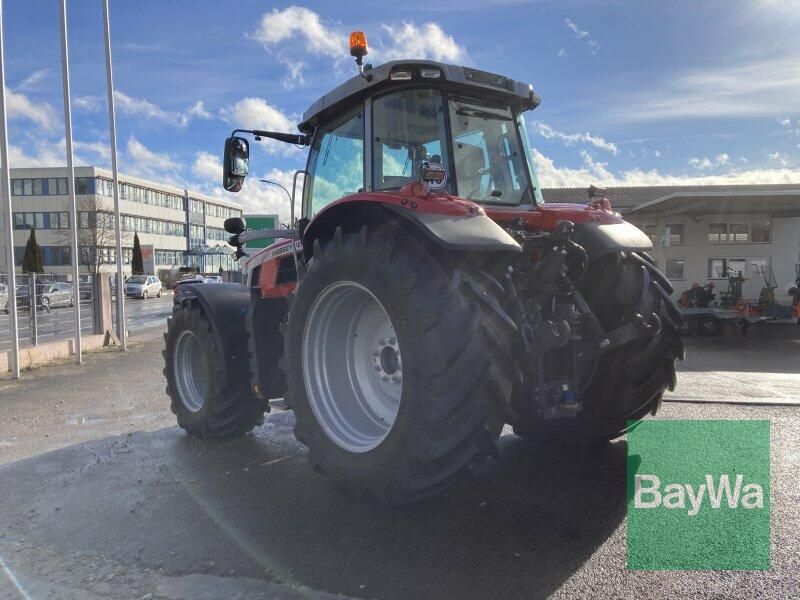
[
  {"left": 255, "top": 239, "right": 301, "bottom": 298},
  {"left": 483, "top": 202, "right": 624, "bottom": 230},
  {"left": 254, "top": 183, "right": 623, "bottom": 297}
]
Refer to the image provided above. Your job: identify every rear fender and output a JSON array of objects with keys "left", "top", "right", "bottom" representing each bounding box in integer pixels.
[
  {"left": 303, "top": 198, "right": 521, "bottom": 259},
  {"left": 572, "top": 221, "right": 653, "bottom": 260}
]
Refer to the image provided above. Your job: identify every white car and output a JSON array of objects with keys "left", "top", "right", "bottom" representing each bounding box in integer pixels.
[{"left": 125, "top": 275, "right": 162, "bottom": 299}]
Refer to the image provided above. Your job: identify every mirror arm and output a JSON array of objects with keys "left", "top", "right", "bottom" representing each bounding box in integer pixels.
[{"left": 232, "top": 129, "right": 309, "bottom": 146}]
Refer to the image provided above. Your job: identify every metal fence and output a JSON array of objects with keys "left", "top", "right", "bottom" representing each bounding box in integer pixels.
[{"left": 0, "top": 272, "right": 94, "bottom": 351}]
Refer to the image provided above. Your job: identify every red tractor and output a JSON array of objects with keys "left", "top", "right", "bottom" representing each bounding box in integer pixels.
[{"left": 163, "top": 33, "right": 683, "bottom": 504}]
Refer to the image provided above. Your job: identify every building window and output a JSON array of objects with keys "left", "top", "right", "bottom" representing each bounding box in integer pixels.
[
  {"left": 709, "top": 258, "right": 746, "bottom": 279},
  {"left": 708, "top": 223, "right": 727, "bottom": 243},
  {"left": 666, "top": 258, "right": 685, "bottom": 280},
  {"left": 14, "top": 245, "right": 71, "bottom": 267},
  {"left": 751, "top": 221, "right": 771, "bottom": 243},
  {"left": 75, "top": 177, "right": 95, "bottom": 195},
  {"left": 729, "top": 223, "right": 748, "bottom": 243},
  {"left": 666, "top": 223, "right": 684, "bottom": 246},
  {"left": 633, "top": 223, "right": 657, "bottom": 244}
]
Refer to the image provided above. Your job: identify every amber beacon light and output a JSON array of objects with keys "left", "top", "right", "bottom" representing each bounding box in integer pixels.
[{"left": 349, "top": 31, "right": 368, "bottom": 59}]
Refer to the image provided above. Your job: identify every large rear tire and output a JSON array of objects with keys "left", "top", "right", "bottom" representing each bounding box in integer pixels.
[
  {"left": 163, "top": 302, "right": 266, "bottom": 438},
  {"left": 284, "top": 223, "right": 515, "bottom": 504}
]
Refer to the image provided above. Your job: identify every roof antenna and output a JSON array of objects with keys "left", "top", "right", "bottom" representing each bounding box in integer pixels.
[{"left": 349, "top": 31, "right": 372, "bottom": 82}]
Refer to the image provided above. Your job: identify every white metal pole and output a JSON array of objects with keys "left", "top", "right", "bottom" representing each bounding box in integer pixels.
[
  {"left": 101, "top": 0, "right": 125, "bottom": 350},
  {"left": 58, "top": 0, "right": 82, "bottom": 364},
  {"left": 0, "top": 0, "right": 19, "bottom": 378}
]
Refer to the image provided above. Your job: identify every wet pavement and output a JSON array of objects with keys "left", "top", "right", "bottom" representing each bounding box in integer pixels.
[{"left": 0, "top": 332, "right": 798, "bottom": 599}]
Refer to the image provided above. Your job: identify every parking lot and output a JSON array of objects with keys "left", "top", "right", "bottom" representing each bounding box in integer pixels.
[
  {"left": 0, "top": 331, "right": 798, "bottom": 599},
  {"left": 0, "top": 295, "right": 174, "bottom": 351}
]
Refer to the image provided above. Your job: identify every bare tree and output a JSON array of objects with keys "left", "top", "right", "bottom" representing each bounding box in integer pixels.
[{"left": 54, "top": 195, "right": 130, "bottom": 276}]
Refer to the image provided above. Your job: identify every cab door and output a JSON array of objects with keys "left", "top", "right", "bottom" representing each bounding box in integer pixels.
[{"left": 303, "top": 104, "right": 365, "bottom": 219}]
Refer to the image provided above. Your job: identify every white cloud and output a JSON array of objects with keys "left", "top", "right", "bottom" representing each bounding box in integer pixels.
[
  {"left": 191, "top": 149, "right": 297, "bottom": 222},
  {"left": 124, "top": 135, "right": 181, "bottom": 182},
  {"left": 219, "top": 98, "right": 300, "bottom": 155},
  {"left": 612, "top": 54, "right": 800, "bottom": 122},
  {"left": 533, "top": 121, "right": 618, "bottom": 155},
  {"left": 534, "top": 147, "right": 800, "bottom": 188},
  {"left": 379, "top": 22, "right": 467, "bottom": 63},
  {"left": 689, "top": 153, "right": 730, "bottom": 170},
  {"left": 778, "top": 117, "right": 792, "bottom": 128},
  {"left": 251, "top": 6, "right": 344, "bottom": 58},
  {"left": 220, "top": 97, "right": 294, "bottom": 132},
  {"left": 768, "top": 151, "right": 789, "bottom": 166},
  {"left": 7, "top": 90, "right": 59, "bottom": 130},
  {"left": 250, "top": 7, "right": 468, "bottom": 83},
  {"left": 17, "top": 68, "right": 51, "bottom": 91},
  {"left": 281, "top": 59, "right": 306, "bottom": 90},
  {"left": 74, "top": 96, "right": 103, "bottom": 112},
  {"left": 186, "top": 101, "right": 212, "bottom": 120},
  {"left": 192, "top": 151, "right": 221, "bottom": 182},
  {"left": 75, "top": 91, "right": 212, "bottom": 127},
  {"left": 115, "top": 91, "right": 177, "bottom": 123},
  {"left": 557, "top": 48, "right": 567, "bottom": 58},
  {"left": 564, "top": 18, "right": 599, "bottom": 54},
  {"left": 653, "top": 150, "right": 661, "bottom": 157},
  {"left": 73, "top": 139, "right": 110, "bottom": 166}
]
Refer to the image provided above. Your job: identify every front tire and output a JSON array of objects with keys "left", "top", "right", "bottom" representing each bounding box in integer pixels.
[
  {"left": 163, "top": 302, "right": 266, "bottom": 438},
  {"left": 284, "top": 223, "right": 515, "bottom": 504}
]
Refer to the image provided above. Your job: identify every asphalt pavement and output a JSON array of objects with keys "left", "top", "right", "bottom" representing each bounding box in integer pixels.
[{"left": 0, "top": 334, "right": 798, "bottom": 599}]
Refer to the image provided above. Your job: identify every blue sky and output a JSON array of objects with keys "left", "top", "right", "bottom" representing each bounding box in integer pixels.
[{"left": 2, "top": 0, "right": 800, "bottom": 218}]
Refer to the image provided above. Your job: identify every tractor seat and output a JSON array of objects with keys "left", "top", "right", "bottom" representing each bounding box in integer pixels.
[{"left": 453, "top": 142, "right": 486, "bottom": 196}]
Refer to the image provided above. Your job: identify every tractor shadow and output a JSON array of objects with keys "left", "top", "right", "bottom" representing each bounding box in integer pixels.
[{"left": 0, "top": 412, "right": 629, "bottom": 600}]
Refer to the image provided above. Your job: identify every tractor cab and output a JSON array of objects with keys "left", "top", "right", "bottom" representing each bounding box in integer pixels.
[{"left": 222, "top": 32, "right": 544, "bottom": 222}]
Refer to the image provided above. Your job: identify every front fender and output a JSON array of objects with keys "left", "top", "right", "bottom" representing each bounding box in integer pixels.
[{"left": 182, "top": 283, "right": 250, "bottom": 383}]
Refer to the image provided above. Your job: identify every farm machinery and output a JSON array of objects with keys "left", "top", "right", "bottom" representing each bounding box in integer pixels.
[
  {"left": 678, "top": 264, "right": 800, "bottom": 336},
  {"left": 163, "top": 33, "right": 683, "bottom": 504}
]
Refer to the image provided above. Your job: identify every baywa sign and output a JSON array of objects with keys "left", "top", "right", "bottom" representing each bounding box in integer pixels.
[
  {"left": 627, "top": 420, "right": 770, "bottom": 570},
  {"left": 634, "top": 473, "right": 765, "bottom": 516}
]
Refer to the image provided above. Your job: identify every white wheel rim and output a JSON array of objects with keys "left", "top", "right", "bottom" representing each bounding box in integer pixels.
[
  {"left": 302, "top": 281, "right": 402, "bottom": 453},
  {"left": 173, "top": 330, "right": 207, "bottom": 412}
]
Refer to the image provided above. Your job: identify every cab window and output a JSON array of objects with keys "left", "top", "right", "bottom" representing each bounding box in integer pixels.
[
  {"left": 305, "top": 106, "right": 364, "bottom": 217},
  {"left": 371, "top": 89, "right": 451, "bottom": 193}
]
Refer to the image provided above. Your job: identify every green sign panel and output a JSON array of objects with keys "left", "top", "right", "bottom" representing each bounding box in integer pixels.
[
  {"left": 627, "top": 419, "right": 770, "bottom": 570},
  {"left": 243, "top": 214, "right": 279, "bottom": 250}
]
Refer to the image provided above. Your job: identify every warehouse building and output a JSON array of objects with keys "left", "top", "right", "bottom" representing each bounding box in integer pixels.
[
  {"left": 0, "top": 166, "right": 243, "bottom": 276},
  {"left": 543, "top": 184, "right": 800, "bottom": 302}
]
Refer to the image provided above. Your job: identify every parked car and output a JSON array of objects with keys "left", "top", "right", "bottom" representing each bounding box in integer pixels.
[
  {"left": 40, "top": 282, "right": 74, "bottom": 309},
  {"left": 15, "top": 283, "right": 30, "bottom": 309},
  {"left": 172, "top": 275, "right": 220, "bottom": 304},
  {"left": 125, "top": 275, "right": 162, "bottom": 299}
]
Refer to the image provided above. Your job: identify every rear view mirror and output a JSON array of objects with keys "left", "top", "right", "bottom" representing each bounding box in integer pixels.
[{"left": 223, "top": 136, "right": 249, "bottom": 192}]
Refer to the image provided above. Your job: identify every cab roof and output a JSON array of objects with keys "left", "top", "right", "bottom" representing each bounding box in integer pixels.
[{"left": 298, "top": 60, "right": 541, "bottom": 134}]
